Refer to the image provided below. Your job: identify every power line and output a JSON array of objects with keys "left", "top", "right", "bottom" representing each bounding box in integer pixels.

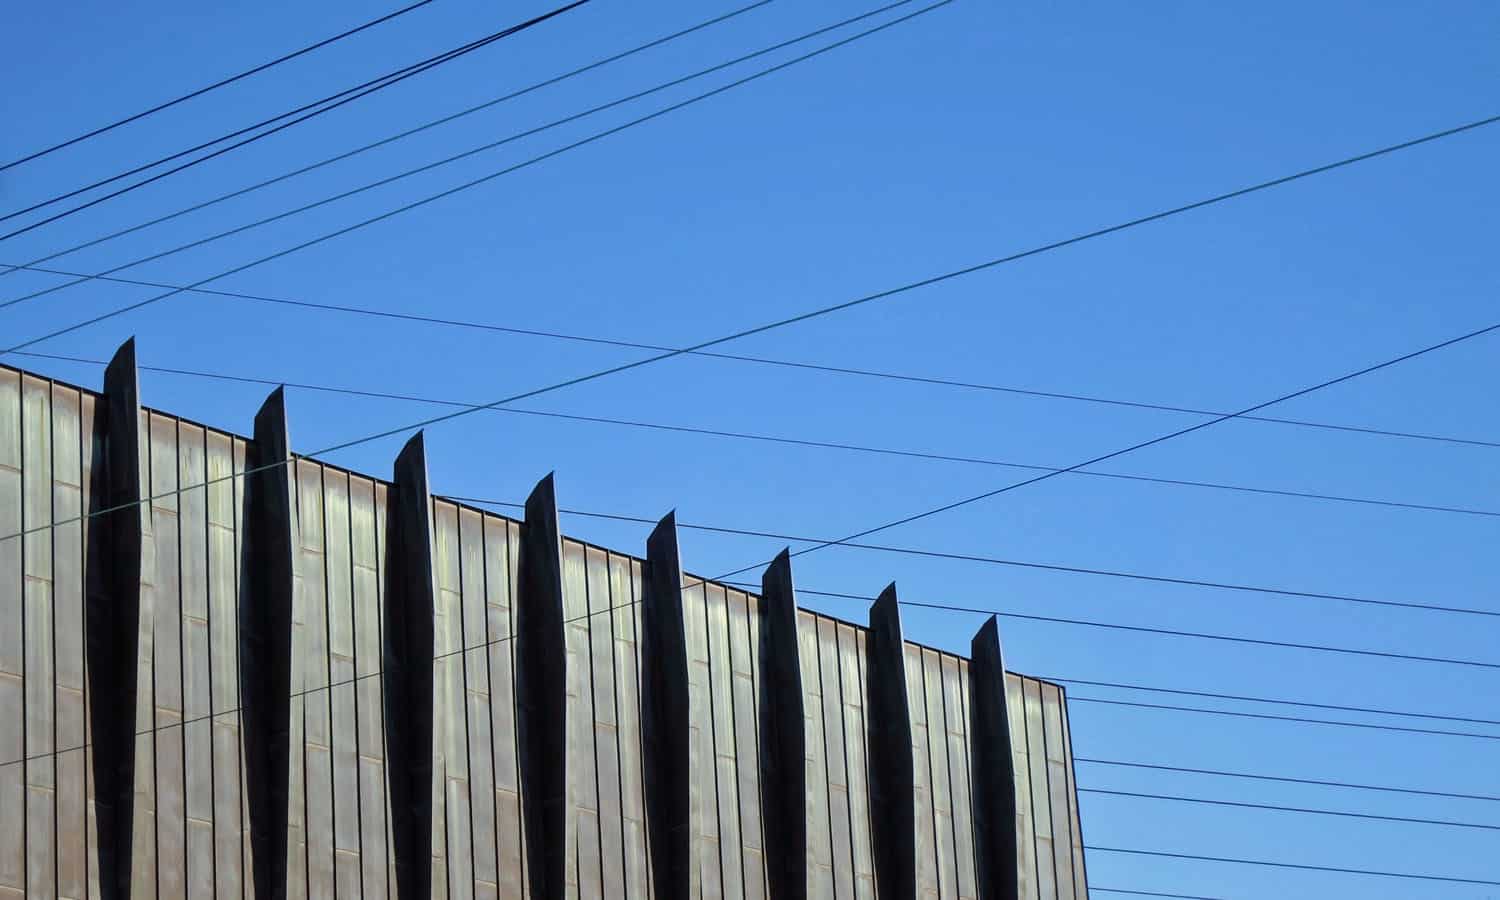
[
  {"left": 445, "top": 496, "right": 1500, "bottom": 623},
  {"left": 0, "top": 0, "right": 441, "bottom": 172},
  {"left": 3, "top": 103, "right": 1496, "bottom": 544},
  {"left": 1091, "top": 890, "right": 1225, "bottom": 900},
  {"left": 7, "top": 265, "right": 1496, "bottom": 456},
  {"left": 14, "top": 349, "right": 1498, "bottom": 526},
  {"left": 0, "top": 0, "right": 953, "bottom": 357},
  {"left": 0, "top": 0, "right": 775, "bottom": 280},
  {"left": 1045, "top": 675, "right": 1500, "bottom": 728},
  {"left": 1085, "top": 846, "right": 1500, "bottom": 887},
  {"left": 1081, "top": 786, "right": 1500, "bottom": 833},
  {"left": 1068, "top": 695, "right": 1500, "bottom": 742},
  {"left": 0, "top": 0, "right": 921, "bottom": 313},
  {"left": 716, "top": 306, "right": 1500, "bottom": 579},
  {"left": 0, "top": 0, "right": 591, "bottom": 241},
  {"left": 1075, "top": 757, "right": 1500, "bottom": 805}
]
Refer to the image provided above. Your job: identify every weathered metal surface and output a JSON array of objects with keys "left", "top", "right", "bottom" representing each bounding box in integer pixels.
[
  {"left": 86, "top": 340, "right": 145, "bottom": 900},
  {"left": 1, "top": 359, "right": 1092, "bottom": 899},
  {"left": 969, "top": 618, "right": 1019, "bottom": 900},
  {"left": 756, "top": 550, "right": 805, "bottom": 900},
  {"left": 383, "top": 433, "right": 436, "bottom": 899},
  {"left": 242, "top": 388, "right": 295, "bottom": 900},
  {"left": 865, "top": 585, "right": 915, "bottom": 900},
  {"left": 515, "top": 474, "right": 567, "bottom": 900},
  {"left": 642, "top": 513, "right": 691, "bottom": 898}
]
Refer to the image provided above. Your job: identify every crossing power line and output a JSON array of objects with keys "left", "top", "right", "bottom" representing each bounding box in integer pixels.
[
  {"left": 12, "top": 349, "right": 1500, "bottom": 525},
  {"left": 0, "top": 0, "right": 955, "bottom": 357},
  {"left": 714, "top": 311, "right": 1500, "bottom": 580},
  {"left": 0, "top": 0, "right": 776, "bottom": 281},
  {"left": 1079, "top": 786, "right": 1500, "bottom": 834},
  {"left": 6, "top": 268, "right": 1497, "bottom": 454},
  {"left": 3, "top": 108, "right": 1498, "bottom": 555},
  {"left": 1074, "top": 757, "right": 1500, "bottom": 805},
  {"left": 0, "top": 0, "right": 592, "bottom": 241},
  {"left": 0, "top": 0, "right": 924, "bottom": 314},
  {"left": 1085, "top": 846, "right": 1500, "bottom": 888},
  {"left": 0, "top": 0, "right": 440, "bottom": 172}
]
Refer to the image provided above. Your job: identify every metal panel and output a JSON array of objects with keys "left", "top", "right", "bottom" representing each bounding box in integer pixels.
[
  {"left": 561, "top": 538, "right": 596, "bottom": 898},
  {"left": 177, "top": 421, "right": 214, "bottom": 900},
  {"left": 382, "top": 434, "right": 436, "bottom": 900},
  {"left": 940, "top": 655, "right": 975, "bottom": 900},
  {"left": 1021, "top": 681, "right": 1055, "bottom": 900},
  {"left": 704, "top": 582, "right": 743, "bottom": 900},
  {"left": 52, "top": 384, "right": 88, "bottom": 900},
  {"left": 612, "top": 555, "right": 650, "bottom": 900},
  {"left": 0, "top": 367, "right": 21, "bottom": 900},
  {"left": 755, "top": 551, "right": 804, "bottom": 900},
  {"left": 641, "top": 515, "right": 689, "bottom": 899},
  {"left": 460, "top": 505, "right": 500, "bottom": 897},
  {"left": 814, "top": 616, "right": 851, "bottom": 900},
  {"left": 586, "top": 547, "right": 625, "bottom": 899},
  {"left": 206, "top": 426, "right": 244, "bottom": 900},
  {"left": 21, "top": 374, "right": 55, "bottom": 900},
  {"left": 838, "top": 626, "right": 874, "bottom": 900},
  {"left": 864, "top": 587, "right": 914, "bottom": 900},
  {"left": 906, "top": 644, "right": 937, "bottom": 900},
  {"left": 725, "top": 590, "right": 765, "bottom": 900},
  {"left": 350, "top": 474, "right": 390, "bottom": 900},
  {"left": 681, "top": 578, "right": 712, "bottom": 899},
  {"left": 243, "top": 388, "right": 295, "bottom": 900},
  {"left": 515, "top": 475, "right": 567, "bottom": 900},
  {"left": 968, "top": 620, "right": 1018, "bottom": 900},
  {"left": 82, "top": 342, "right": 146, "bottom": 900}
]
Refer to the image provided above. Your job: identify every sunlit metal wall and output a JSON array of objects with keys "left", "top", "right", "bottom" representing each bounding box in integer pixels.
[{"left": 0, "top": 353, "right": 1087, "bottom": 900}]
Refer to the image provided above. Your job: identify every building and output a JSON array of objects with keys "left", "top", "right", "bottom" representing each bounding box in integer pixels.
[{"left": 0, "top": 342, "right": 1089, "bottom": 899}]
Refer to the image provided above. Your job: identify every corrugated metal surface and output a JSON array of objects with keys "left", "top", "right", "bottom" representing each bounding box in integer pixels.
[{"left": 0, "top": 361, "right": 1088, "bottom": 899}]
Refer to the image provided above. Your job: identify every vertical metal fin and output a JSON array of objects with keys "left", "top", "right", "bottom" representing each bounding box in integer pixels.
[
  {"left": 241, "top": 387, "right": 296, "bottom": 900},
  {"left": 382, "top": 432, "right": 436, "bottom": 899},
  {"left": 641, "top": 512, "right": 691, "bottom": 898},
  {"left": 757, "top": 549, "right": 806, "bottom": 900},
  {"left": 85, "top": 338, "right": 143, "bottom": 900},
  {"left": 866, "top": 584, "right": 916, "bottom": 899},
  {"left": 969, "top": 616, "right": 1020, "bottom": 900},
  {"left": 515, "top": 473, "right": 567, "bottom": 900}
]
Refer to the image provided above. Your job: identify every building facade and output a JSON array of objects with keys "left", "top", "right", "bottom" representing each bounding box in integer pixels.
[{"left": 0, "top": 344, "right": 1089, "bottom": 899}]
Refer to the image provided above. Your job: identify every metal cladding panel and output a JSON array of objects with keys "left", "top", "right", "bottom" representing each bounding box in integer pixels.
[
  {"left": 383, "top": 435, "right": 437, "bottom": 900},
  {"left": 864, "top": 588, "right": 914, "bottom": 900},
  {"left": 516, "top": 476, "right": 567, "bottom": 900},
  {"left": 243, "top": 389, "right": 295, "bottom": 900},
  {"left": 969, "top": 620, "right": 1018, "bottom": 900},
  {"left": 756, "top": 552, "right": 806, "bottom": 900},
  {"left": 641, "top": 516, "right": 689, "bottom": 899},
  {"left": 0, "top": 360, "right": 1090, "bottom": 900}
]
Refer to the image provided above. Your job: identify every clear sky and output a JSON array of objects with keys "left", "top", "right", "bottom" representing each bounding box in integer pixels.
[{"left": 3, "top": 0, "right": 1499, "bottom": 895}]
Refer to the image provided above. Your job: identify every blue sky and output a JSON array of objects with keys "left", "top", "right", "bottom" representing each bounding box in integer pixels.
[{"left": 3, "top": 0, "right": 1499, "bottom": 895}]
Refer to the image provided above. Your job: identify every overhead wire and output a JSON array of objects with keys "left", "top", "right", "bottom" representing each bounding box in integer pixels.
[
  {"left": 1066, "top": 696, "right": 1500, "bottom": 742},
  {"left": 1079, "top": 786, "right": 1500, "bottom": 833},
  {"left": 0, "top": 0, "right": 592, "bottom": 241},
  {"left": 714, "top": 311, "right": 1500, "bottom": 580},
  {"left": 0, "top": 0, "right": 956, "bottom": 357},
  {"left": 1085, "top": 846, "right": 1500, "bottom": 887},
  {"left": 1075, "top": 757, "right": 1500, "bottom": 805},
  {"left": 0, "top": 0, "right": 922, "bottom": 314},
  {"left": 0, "top": 0, "right": 440, "bottom": 172},
  {"left": 0, "top": 0, "right": 776, "bottom": 281},
  {"left": 447, "top": 498, "right": 1500, "bottom": 623},
  {"left": 12, "top": 349, "right": 1500, "bottom": 525},
  {"left": 3, "top": 101, "right": 1498, "bottom": 548},
  {"left": 5, "top": 264, "right": 1497, "bottom": 454}
]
